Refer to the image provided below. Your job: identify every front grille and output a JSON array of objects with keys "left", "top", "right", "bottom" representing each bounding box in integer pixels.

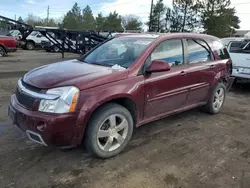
[
  {"left": 15, "top": 89, "right": 36, "bottom": 109},
  {"left": 21, "top": 80, "right": 40, "bottom": 92},
  {"left": 15, "top": 80, "right": 41, "bottom": 110}
]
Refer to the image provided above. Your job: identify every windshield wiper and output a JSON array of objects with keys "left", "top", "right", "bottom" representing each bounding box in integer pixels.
[
  {"left": 92, "top": 62, "right": 112, "bottom": 67},
  {"left": 83, "top": 61, "right": 112, "bottom": 67}
]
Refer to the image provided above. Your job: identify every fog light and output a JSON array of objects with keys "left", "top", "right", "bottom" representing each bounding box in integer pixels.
[{"left": 37, "top": 123, "right": 46, "bottom": 132}]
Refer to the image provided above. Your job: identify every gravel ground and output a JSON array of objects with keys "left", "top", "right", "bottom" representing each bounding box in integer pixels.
[{"left": 1, "top": 50, "right": 250, "bottom": 188}]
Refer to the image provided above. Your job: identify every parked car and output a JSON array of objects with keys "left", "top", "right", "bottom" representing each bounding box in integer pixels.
[
  {"left": 0, "top": 36, "right": 17, "bottom": 57},
  {"left": 227, "top": 40, "right": 250, "bottom": 80},
  {"left": 9, "top": 33, "right": 234, "bottom": 158},
  {"left": 6, "top": 29, "right": 22, "bottom": 40},
  {"left": 21, "top": 31, "right": 55, "bottom": 50},
  {"left": 221, "top": 37, "right": 244, "bottom": 47}
]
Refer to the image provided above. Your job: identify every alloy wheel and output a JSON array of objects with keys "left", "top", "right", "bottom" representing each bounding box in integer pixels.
[
  {"left": 97, "top": 114, "right": 129, "bottom": 152},
  {"left": 0, "top": 48, "right": 4, "bottom": 57},
  {"left": 213, "top": 88, "right": 225, "bottom": 111}
]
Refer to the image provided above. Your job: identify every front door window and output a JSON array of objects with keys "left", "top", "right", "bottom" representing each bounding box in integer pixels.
[{"left": 150, "top": 39, "right": 184, "bottom": 67}]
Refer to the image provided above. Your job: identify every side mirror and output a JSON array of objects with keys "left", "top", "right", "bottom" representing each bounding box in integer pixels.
[
  {"left": 146, "top": 60, "right": 171, "bottom": 73},
  {"left": 37, "top": 34, "right": 42, "bottom": 38}
]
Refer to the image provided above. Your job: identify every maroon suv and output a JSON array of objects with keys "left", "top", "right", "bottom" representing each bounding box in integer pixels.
[{"left": 9, "top": 33, "right": 234, "bottom": 158}]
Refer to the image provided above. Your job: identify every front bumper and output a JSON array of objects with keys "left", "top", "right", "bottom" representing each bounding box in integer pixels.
[
  {"left": 9, "top": 94, "right": 79, "bottom": 147},
  {"left": 6, "top": 47, "right": 17, "bottom": 53}
]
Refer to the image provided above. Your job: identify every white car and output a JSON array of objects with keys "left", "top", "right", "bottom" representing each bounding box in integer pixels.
[
  {"left": 24, "top": 31, "right": 57, "bottom": 50},
  {"left": 228, "top": 40, "right": 250, "bottom": 79},
  {"left": 221, "top": 37, "right": 244, "bottom": 48}
]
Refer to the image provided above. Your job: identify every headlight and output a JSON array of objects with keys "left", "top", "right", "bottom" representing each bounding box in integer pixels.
[{"left": 39, "top": 86, "right": 79, "bottom": 113}]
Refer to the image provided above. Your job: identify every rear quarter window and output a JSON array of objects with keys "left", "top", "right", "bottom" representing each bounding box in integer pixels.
[{"left": 210, "top": 40, "right": 230, "bottom": 60}]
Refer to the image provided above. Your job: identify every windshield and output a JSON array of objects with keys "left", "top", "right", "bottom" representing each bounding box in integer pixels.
[
  {"left": 30, "top": 31, "right": 39, "bottom": 36},
  {"left": 229, "top": 41, "right": 243, "bottom": 52},
  {"left": 9, "top": 30, "right": 20, "bottom": 36},
  {"left": 81, "top": 37, "right": 154, "bottom": 68}
]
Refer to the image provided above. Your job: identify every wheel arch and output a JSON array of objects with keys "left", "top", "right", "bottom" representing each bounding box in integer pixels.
[
  {"left": 77, "top": 95, "right": 138, "bottom": 144},
  {"left": 25, "top": 40, "right": 35, "bottom": 49},
  {"left": 0, "top": 44, "right": 7, "bottom": 54},
  {"left": 26, "top": 39, "right": 35, "bottom": 44},
  {"left": 212, "top": 70, "right": 229, "bottom": 87}
]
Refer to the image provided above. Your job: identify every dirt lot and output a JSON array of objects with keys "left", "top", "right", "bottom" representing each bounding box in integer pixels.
[{"left": 1, "top": 50, "right": 250, "bottom": 188}]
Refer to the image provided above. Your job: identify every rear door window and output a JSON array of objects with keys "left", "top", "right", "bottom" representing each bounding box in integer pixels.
[{"left": 186, "top": 39, "right": 212, "bottom": 64}]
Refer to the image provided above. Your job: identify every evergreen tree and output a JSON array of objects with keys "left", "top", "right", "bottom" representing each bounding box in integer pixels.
[
  {"left": 104, "top": 11, "right": 123, "bottom": 32},
  {"left": 201, "top": 0, "right": 240, "bottom": 37},
  {"left": 96, "top": 13, "right": 106, "bottom": 31},
  {"left": 82, "top": 5, "right": 96, "bottom": 30},
  {"left": 17, "top": 16, "right": 24, "bottom": 23},
  {"left": 62, "top": 2, "right": 82, "bottom": 30},
  {"left": 122, "top": 15, "right": 142, "bottom": 31}
]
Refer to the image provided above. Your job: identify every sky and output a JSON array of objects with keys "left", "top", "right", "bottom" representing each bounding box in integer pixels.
[{"left": 0, "top": 0, "right": 250, "bottom": 30}]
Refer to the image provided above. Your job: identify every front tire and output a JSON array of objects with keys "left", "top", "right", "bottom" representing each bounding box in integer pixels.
[
  {"left": 25, "top": 41, "right": 35, "bottom": 50},
  {"left": 203, "top": 82, "right": 226, "bottom": 114},
  {"left": 85, "top": 103, "right": 134, "bottom": 158},
  {"left": 53, "top": 46, "right": 60, "bottom": 52},
  {"left": 0, "top": 46, "right": 6, "bottom": 57}
]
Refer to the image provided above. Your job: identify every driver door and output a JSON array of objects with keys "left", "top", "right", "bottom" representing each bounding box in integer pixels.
[{"left": 144, "top": 39, "right": 189, "bottom": 118}]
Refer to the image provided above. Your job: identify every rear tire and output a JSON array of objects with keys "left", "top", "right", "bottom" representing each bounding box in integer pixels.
[
  {"left": 202, "top": 82, "right": 226, "bottom": 114},
  {"left": 85, "top": 103, "right": 134, "bottom": 158},
  {"left": 0, "top": 46, "right": 6, "bottom": 57}
]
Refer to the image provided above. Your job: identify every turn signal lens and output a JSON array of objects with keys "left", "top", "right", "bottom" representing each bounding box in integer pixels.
[{"left": 69, "top": 92, "right": 79, "bottom": 112}]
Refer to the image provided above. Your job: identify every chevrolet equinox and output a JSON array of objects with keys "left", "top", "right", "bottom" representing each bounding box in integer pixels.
[{"left": 9, "top": 33, "right": 234, "bottom": 158}]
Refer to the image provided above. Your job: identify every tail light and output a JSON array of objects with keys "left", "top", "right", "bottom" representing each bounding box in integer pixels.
[{"left": 226, "top": 59, "right": 233, "bottom": 75}]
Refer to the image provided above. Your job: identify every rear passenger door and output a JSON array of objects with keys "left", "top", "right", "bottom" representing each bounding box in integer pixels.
[{"left": 184, "top": 38, "right": 217, "bottom": 105}]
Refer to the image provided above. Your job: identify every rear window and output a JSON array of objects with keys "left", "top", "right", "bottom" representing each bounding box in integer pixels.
[{"left": 212, "top": 40, "right": 230, "bottom": 60}]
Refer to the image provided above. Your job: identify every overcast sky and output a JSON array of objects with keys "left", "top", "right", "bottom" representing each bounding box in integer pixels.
[{"left": 1, "top": 0, "right": 250, "bottom": 30}]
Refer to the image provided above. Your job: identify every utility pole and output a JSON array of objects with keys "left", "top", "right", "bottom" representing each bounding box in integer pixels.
[
  {"left": 149, "top": 0, "right": 154, "bottom": 31},
  {"left": 47, "top": 5, "right": 50, "bottom": 26},
  {"left": 14, "top": 15, "right": 16, "bottom": 21}
]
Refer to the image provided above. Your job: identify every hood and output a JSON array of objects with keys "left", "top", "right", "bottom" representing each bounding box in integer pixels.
[
  {"left": 0, "top": 35, "right": 16, "bottom": 40},
  {"left": 23, "top": 59, "right": 128, "bottom": 90}
]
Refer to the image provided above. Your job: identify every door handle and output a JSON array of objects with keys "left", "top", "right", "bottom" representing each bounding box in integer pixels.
[
  {"left": 180, "top": 71, "right": 186, "bottom": 76},
  {"left": 246, "top": 58, "right": 250, "bottom": 60}
]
